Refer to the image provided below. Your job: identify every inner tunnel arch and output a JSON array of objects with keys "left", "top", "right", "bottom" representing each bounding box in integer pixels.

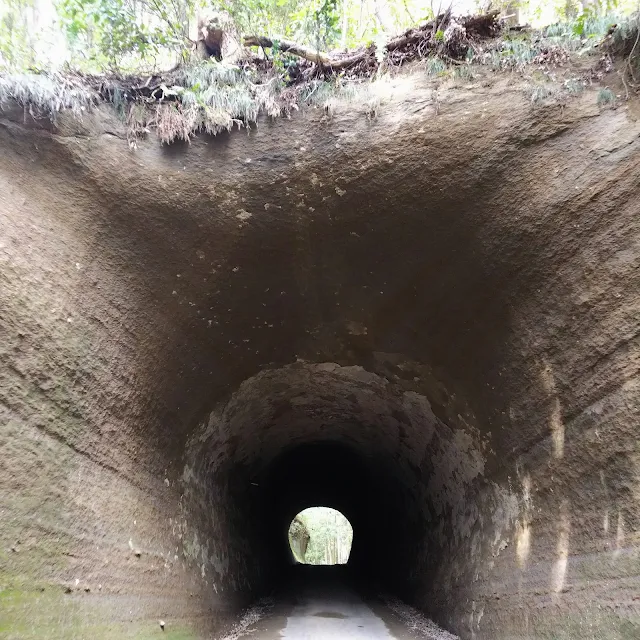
[{"left": 182, "top": 362, "right": 502, "bottom": 598}]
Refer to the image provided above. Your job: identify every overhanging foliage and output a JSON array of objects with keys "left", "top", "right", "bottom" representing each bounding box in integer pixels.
[{"left": 1, "top": 11, "right": 637, "bottom": 145}]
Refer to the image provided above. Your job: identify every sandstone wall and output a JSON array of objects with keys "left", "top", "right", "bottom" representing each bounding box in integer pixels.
[{"left": 1, "top": 76, "right": 639, "bottom": 638}]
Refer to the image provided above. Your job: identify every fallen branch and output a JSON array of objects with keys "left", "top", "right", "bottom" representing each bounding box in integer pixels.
[
  {"left": 386, "top": 29, "right": 429, "bottom": 51},
  {"left": 244, "top": 11, "right": 501, "bottom": 68},
  {"left": 243, "top": 36, "right": 368, "bottom": 68}
]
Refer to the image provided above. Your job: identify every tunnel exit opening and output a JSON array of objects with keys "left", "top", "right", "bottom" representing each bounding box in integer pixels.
[{"left": 288, "top": 507, "right": 353, "bottom": 565}]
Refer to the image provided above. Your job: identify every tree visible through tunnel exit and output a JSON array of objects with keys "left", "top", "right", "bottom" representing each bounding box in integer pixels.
[{"left": 288, "top": 507, "right": 353, "bottom": 565}]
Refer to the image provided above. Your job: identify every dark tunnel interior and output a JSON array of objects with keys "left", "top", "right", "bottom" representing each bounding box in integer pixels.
[{"left": 259, "top": 441, "right": 407, "bottom": 578}]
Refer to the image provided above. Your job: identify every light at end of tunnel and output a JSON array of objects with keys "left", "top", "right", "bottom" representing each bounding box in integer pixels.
[{"left": 288, "top": 507, "right": 353, "bottom": 566}]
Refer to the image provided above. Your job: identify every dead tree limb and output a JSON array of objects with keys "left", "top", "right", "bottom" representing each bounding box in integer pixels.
[
  {"left": 243, "top": 10, "right": 498, "bottom": 68},
  {"left": 386, "top": 30, "right": 426, "bottom": 51},
  {"left": 243, "top": 36, "right": 367, "bottom": 68}
]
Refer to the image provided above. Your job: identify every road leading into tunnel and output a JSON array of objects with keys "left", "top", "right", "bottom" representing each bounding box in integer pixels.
[{"left": 232, "top": 567, "right": 456, "bottom": 640}]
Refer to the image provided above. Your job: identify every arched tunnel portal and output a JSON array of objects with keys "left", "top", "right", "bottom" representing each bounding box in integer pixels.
[{"left": 1, "top": 79, "right": 639, "bottom": 639}]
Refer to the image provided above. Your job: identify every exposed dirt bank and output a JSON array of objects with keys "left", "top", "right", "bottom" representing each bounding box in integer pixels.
[{"left": 1, "top": 73, "right": 639, "bottom": 639}]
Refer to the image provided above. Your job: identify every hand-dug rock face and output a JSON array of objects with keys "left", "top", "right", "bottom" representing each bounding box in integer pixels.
[{"left": 1, "top": 75, "right": 639, "bottom": 639}]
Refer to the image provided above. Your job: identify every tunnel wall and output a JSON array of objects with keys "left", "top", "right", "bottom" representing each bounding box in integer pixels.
[
  {"left": 1, "top": 75, "right": 639, "bottom": 639},
  {"left": 0, "top": 113, "right": 254, "bottom": 637}
]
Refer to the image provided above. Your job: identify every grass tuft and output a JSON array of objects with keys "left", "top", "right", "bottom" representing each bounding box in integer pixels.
[
  {"left": 0, "top": 72, "right": 97, "bottom": 120},
  {"left": 597, "top": 87, "right": 616, "bottom": 107},
  {"left": 454, "top": 64, "right": 475, "bottom": 81},
  {"left": 526, "top": 83, "right": 556, "bottom": 105},
  {"left": 564, "top": 78, "right": 585, "bottom": 94},
  {"left": 425, "top": 57, "right": 447, "bottom": 76},
  {"left": 126, "top": 60, "right": 288, "bottom": 144}
]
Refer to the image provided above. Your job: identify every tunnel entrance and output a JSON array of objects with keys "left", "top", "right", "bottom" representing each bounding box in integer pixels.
[{"left": 288, "top": 507, "right": 353, "bottom": 565}]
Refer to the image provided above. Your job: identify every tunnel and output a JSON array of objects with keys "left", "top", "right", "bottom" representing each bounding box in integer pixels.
[{"left": 1, "top": 75, "right": 639, "bottom": 640}]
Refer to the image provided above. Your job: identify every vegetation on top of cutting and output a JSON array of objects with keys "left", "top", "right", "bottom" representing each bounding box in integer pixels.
[{"left": 0, "top": 1, "right": 638, "bottom": 144}]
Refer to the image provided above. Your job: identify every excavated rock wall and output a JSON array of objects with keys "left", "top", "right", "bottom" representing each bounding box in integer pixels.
[{"left": 1, "top": 75, "right": 639, "bottom": 639}]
